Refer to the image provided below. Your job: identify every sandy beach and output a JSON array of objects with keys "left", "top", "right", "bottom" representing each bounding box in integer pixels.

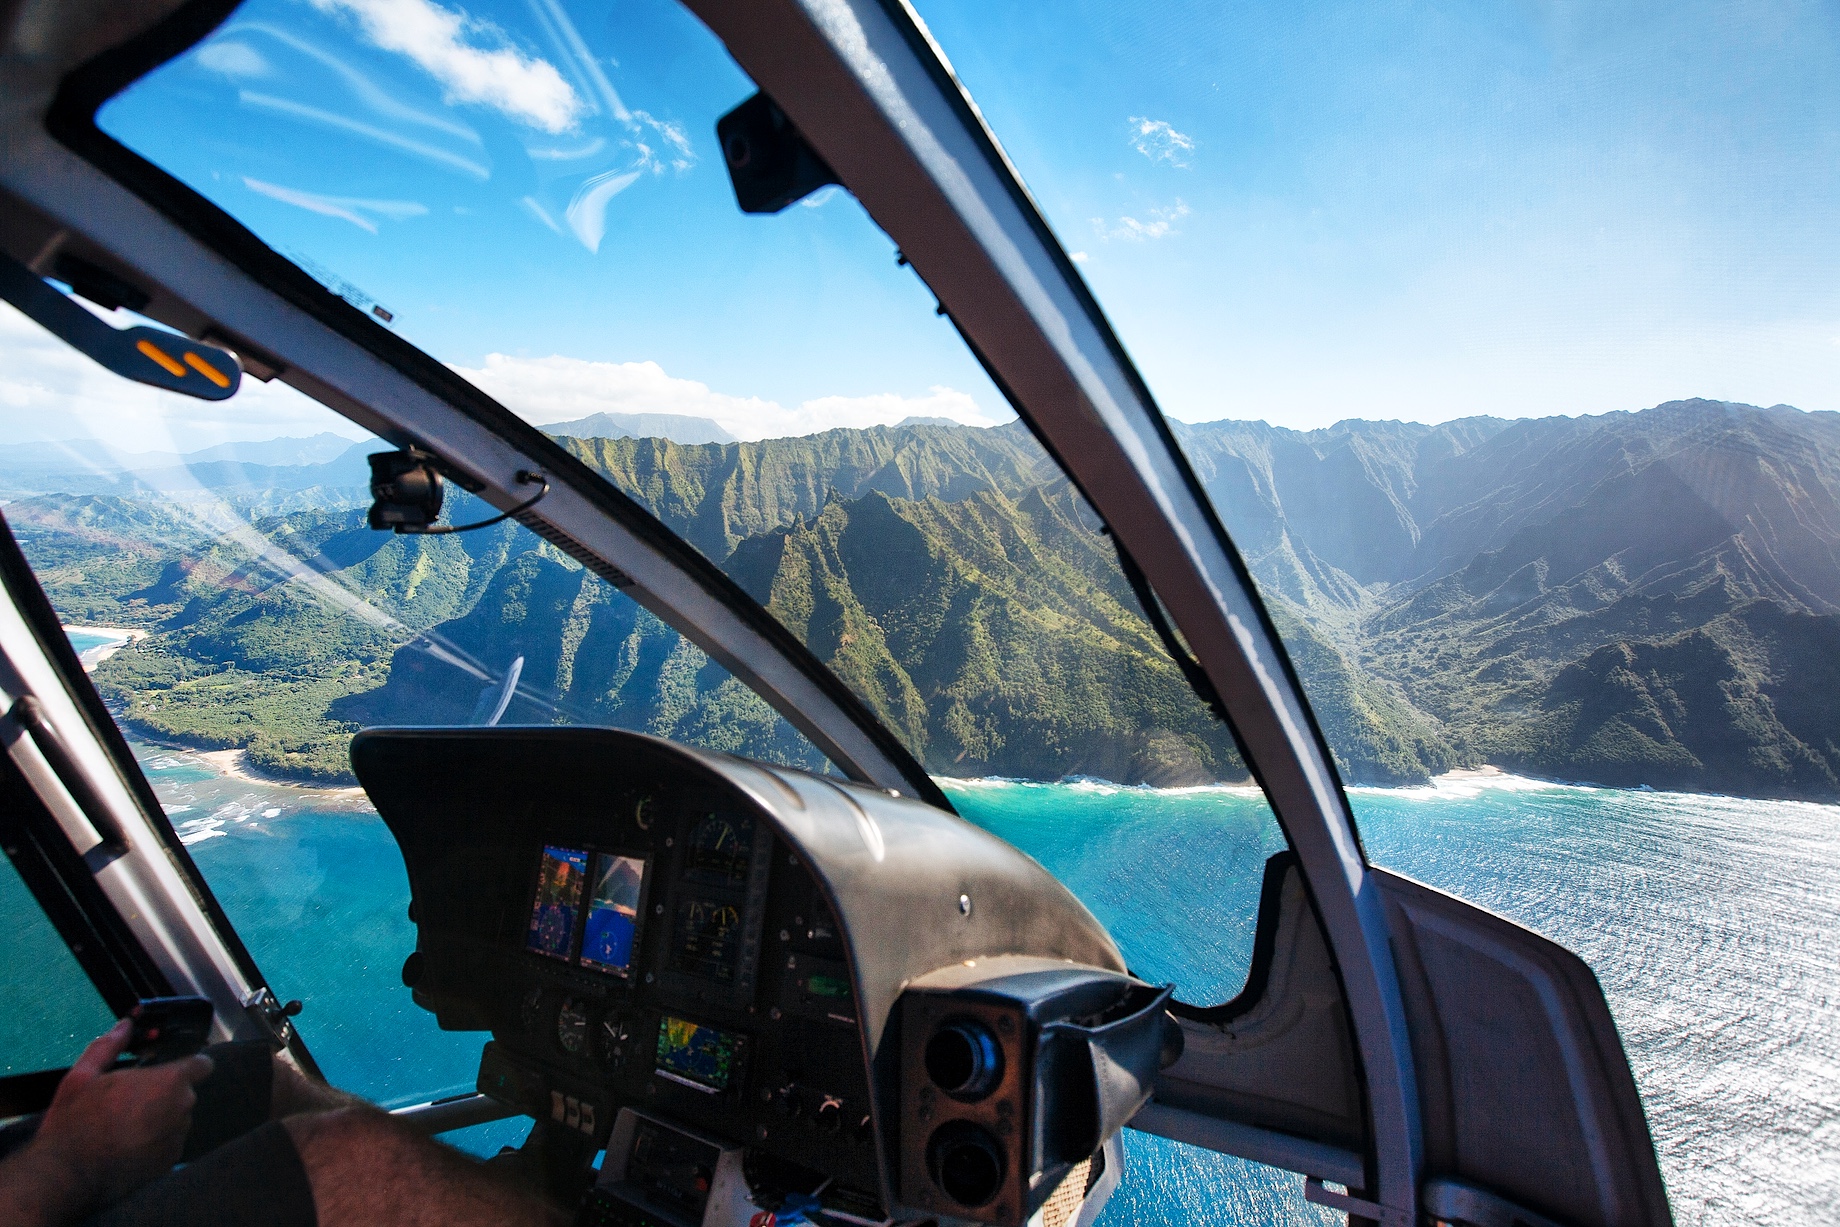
[
  {"left": 193, "top": 746, "right": 368, "bottom": 798},
  {"left": 63, "top": 624, "right": 149, "bottom": 672}
]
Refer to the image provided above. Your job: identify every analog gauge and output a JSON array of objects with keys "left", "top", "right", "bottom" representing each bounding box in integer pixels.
[
  {"left": 684, "top": 812, "right": 753, "bottom": 885},
  {"left": 557, "top": 997, "right": 590, "bottom": 1056},
  {"left": 520, "top": 987, "right": 545, "bottom": 1033},
  {"left": 633, "top": 793, "right": 656, "bottom": 831},
  {"left": 598, "top": 1016, "right": 630, "bottom": 1066}
]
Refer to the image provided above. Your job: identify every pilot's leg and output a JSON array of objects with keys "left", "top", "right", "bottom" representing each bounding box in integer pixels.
[{"left": 284, "top": 1107, "right": 568, "bottom": 1227}]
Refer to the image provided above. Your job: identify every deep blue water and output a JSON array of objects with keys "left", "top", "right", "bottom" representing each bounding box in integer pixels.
[{"left": 5, "top": 751, "right": 1835, "bottom": 1224}]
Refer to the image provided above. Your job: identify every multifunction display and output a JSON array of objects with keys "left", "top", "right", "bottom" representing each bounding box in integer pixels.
[
  {"left": 654, "top": 1015, "right": 744, "bottom": 1094},
  {"left": 528, "top": 845, "right": 587, "bottom": 960},
  {"left": 527, "top": 844, "right": 648, "bottom": 975},
  {"left": 581, "top": 853, "right": 646, "bottom": 976}
]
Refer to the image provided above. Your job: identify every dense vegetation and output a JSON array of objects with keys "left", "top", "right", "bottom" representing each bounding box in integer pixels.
[{"left": 7, "top": 398, "right": 1840, "bottom": 799}]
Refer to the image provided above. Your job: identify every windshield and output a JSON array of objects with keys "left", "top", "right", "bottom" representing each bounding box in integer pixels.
[
  {"left": 93, "top": 0, "right": 1255, "bottom": 792},
  {"left": 9, "top": 0, "right": 1309, "bottom": 1204},
  {"left": 904, "top": 1, "right": 1840, "bottom": 1222}
]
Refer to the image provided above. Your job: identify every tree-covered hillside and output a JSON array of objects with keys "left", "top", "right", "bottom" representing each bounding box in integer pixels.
[{"left": 8, "top": 398, "right": 1840, "bottom": 799}]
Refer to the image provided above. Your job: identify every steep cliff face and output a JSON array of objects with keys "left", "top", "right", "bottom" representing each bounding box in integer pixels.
[
  {"left": 21, "top": 399, "right": 1840, "bottom": 797},
  {"left": 723, "top": 484, "right": 1244, "bottom": 783}
]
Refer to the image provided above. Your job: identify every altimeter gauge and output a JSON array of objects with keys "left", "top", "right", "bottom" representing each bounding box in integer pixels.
[{"left": 557, "top": 996, "right": 590, "bottom": 1056}]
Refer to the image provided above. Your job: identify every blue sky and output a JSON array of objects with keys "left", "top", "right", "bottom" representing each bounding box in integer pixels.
[
  {"left": 3, "top": 0, "right": 1833, "bottom": 449},
  {"left": 912, "top": 0, "right": 1840, "bottom": 426}
]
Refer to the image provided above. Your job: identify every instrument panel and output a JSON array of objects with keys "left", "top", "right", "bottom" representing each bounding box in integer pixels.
[
  {"left": 353, "top": 726, "right": 1145, "bottom": 1227},
  {"left": 466, "top": 787, "right": 882, "bottom": 1208}
]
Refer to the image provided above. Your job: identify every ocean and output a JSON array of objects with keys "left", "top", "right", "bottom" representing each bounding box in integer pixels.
[{"left": 5, "top": 746, "right": 1836, "bottom": 1224}]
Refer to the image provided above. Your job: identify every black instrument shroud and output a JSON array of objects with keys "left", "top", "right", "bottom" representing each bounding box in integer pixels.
[{"left": 350, "top": 726, "right": 1132, "bottom": 1218}]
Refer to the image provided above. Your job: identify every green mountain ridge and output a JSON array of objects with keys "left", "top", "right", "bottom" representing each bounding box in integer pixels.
[{"left": 8, "top": 398, "right": 1839, "bottom": 799}]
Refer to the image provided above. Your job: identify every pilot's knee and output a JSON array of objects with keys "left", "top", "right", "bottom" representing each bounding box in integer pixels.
[{"left": 284, "top": 1104, "right": 413, "bottom": 1172}]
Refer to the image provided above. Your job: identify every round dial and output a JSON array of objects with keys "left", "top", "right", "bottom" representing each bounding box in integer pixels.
[
  {"left": 634, "top": 793, "right": 656, "bottom": 831},
  {"left": 684, "top": 813, "right": 753, "bottom": 884},
  {"left": 556, "top": 997, "right": 590, "bottom": 1056},
  {"left": 598, "top": 1017, "right": 629, "bottom": 1065},
  {"left": 520, "top": 987, "right": 545, "bottom": 1033}
]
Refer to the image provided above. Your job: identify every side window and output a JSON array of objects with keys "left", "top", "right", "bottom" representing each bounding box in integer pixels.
[
  {"left": 0, "top": 851, "right": 114, "bottom": 1075},
  {"left": 906, "top": 2, "right": 1840, "bottom": 1222}
]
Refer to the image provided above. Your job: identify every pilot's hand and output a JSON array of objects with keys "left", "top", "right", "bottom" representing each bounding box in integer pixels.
[{"left": 0, "top": 1019, "right": 213, "bottom": 1226}]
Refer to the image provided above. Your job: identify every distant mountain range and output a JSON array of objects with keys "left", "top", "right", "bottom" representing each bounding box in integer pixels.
[
  {"left": 541, "top": 411, "right": 735, "bottom": 445},
  {"left": 9, "top": 397, "right": 1838, "bottom": 799}
]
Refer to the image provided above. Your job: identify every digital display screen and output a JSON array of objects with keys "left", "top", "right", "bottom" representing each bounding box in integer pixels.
[
  {"left": 671, "top": 896, "right": 742, "bottom": 984},
  {"left": 527, "top": 845, "right": 587, "bottom": 960},
  {"left": 579, "top": 853, "right": 646, "bottom": 975},
  {"left": 654, "top": 1016, "right": 744, "bottom": 1093},
  {"left": 682, "top": 812, "right": 755, "bottom": 886}
]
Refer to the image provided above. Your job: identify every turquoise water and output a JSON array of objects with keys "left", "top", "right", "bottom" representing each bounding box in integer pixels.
[
  {"left": 61, "top": 628, "right": 131, "bottom": 658},
  {"left": 5, "top": 748, "right": 1835, "bottom": 1223}
]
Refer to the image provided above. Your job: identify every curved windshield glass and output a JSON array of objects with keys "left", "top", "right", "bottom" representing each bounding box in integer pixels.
[
  {"left": 6, "top": 0, "right": 1315, "bottom": 1206},
  {"left": 903, "top": 1, "right": 1840, "bottom": 1222},
  {"left": 89, "top": 0, "right": 1284, "bottom": 1007}
]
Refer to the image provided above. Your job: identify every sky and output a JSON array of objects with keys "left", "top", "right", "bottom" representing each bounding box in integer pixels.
[{"left": 2, "top": 0, "right": 1835, "bottom": 450}]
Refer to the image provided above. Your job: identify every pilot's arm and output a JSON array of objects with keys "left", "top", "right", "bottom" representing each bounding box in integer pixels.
[
  {"left": 0, "top": 1020, "right": 212, "bottom": 1227},
  {"left": 0, "top": 1022, "right": 563, "bottom": 1227}
]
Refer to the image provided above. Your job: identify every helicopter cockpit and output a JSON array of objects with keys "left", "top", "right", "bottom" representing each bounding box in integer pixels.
[
  {"left": 0, "top": 1, "right": 1683, "bottom": 1225},
  {"left": 352, "top": 724, "right": 1175, "bottom": 1226}
]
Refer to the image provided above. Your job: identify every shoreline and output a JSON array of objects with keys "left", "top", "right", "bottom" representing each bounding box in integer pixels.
[
  {"left": 134, "top": 738, "right": 368, "bottom": 802},
  {"left": 62, "top": 624, "right": 149, "bottom": 672},
  {"left": 191, "top": 747, "right": 368, "bottom": 797},
  {"left": 149, "top": 738, "right": 1840, "bottom": 813}
]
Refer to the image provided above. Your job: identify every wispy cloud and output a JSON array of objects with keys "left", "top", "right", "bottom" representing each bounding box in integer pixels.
[
  {"left": 519, "top": 0, "right": 689, "bottom": 174},
  {"left": 307, "top": 0, "right": 583, "bottom": 133},
  {"left": 1129, "top": 117, "right": 1196, "bottom": 168},
  {"left": 238, "top": 90, "right": 490, "bottom": 178},
  {"left": 1093, "top": 200, "right": 1191, "bottom": 242},
  {"left": 451, "top": 354, "right": 1006, "bottom": 440}
]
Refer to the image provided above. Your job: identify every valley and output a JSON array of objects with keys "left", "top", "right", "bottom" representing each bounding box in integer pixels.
[{"left": 8, "top": 397, "right": 1839, "bottom": 799}]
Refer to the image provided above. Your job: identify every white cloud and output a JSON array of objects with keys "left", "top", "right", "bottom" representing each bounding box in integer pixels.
[
  {"left": 1069, "top": 251, "right": 1090, "bottom": 264},
  {"left": 243, "top": 178, "right": 428, "bottom": 233},
  {"left": 0, "top": 303, "right": 373, "bottom": 453},
  {"left": 1093, "top": 200, "right": 1191, "bottom": 242},
  {"left": 628, "top": 109, "right": 693, "bottom": 174},
  {"left": 1129, "top": 117, "right": 1196, "bottom": 168},
  {"left": 307, "top": 0, "right": 583, "bottom": 133},
  {"left": 451, "top": 353, "right": 1004, "bottom": 441}
]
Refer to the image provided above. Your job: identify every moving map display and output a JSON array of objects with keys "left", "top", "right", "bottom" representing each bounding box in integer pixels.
[
  {"left": 580, "top": 853, "right": 646, "bottom": 975},
  {"left": 527, "top": 845, "right": 587, "bottom": 959},
  {"left": 654, "top": 1015, "right": 744, "bottom": 1093}
]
